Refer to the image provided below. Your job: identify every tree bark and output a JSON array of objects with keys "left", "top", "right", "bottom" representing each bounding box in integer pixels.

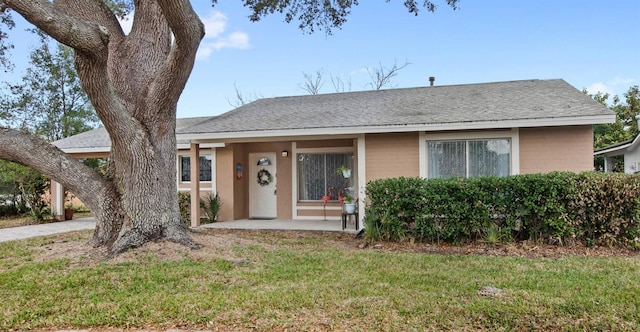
[{"left": 0, "top": 0, "right": 204, "bottom": 255}]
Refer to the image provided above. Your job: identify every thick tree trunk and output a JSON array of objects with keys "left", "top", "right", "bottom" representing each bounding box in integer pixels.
[{"left": 1, "top": 0, "right": 204, "bottom": 255}]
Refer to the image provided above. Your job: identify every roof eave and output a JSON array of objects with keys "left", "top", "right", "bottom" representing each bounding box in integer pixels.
[{"left": 180, "top": 114, "right": 615, "bottom": 143}]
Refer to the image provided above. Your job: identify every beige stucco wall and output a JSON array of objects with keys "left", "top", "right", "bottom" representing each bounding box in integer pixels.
[
  {"left": 215, "top": 145, "right": 235, "bottom": 221},
  {"left": 519, "top": 125, "right": 594, "bottom": 174},
  {"left": 215, "top": 142, "right": 294, "bottom": 221},
  {"left": 365, "top": 132, "right": 420, "bottom": 181}
]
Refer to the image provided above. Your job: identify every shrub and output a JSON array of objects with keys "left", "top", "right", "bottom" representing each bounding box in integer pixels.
[
  {"left": 364, "top": 172, "right": 640, "bottom": 249},
  {"left": 200, "top": 193, "right": 222, "bottom": 223},
  {"left": 178, "top": 191, "right": 191, "bottom": 224}
]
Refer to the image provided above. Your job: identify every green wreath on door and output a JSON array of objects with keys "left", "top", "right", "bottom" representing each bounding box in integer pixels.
[{"left": 257, "top": 169, "right": 273, "bottom": 186}]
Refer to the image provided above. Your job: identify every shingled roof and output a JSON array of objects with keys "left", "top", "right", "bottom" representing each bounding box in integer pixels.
[
  {"left": 180, "top": 79, "right": 613, "bottom": 140},
  {"left": 53, "top": 116, "right": 213, "bottom": 152},
  {"left": 53, "top": 79, "right": 614, "bottom": 152}
]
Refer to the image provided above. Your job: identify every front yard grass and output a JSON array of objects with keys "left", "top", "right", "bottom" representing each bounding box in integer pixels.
[{"left": 0, "top": 229, "right": 638, "bottom": 331}]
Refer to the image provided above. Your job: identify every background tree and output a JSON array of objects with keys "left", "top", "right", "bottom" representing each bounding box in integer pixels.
[
  {"left": 226, "top": 83, "right": 263, "bottom": 108},
  {"left": 298, "top": 69, "right": 324, "bottom": 95},
  {"left": 0, "top": 30, "right": 100, "bottom": 219},
  {"left": 330, "top": 73, "right": 352, "bottom": 93},
  {"left": 366, "top": 59, "right": 411, "bottom": 90},
  {"left": 0, "top": 0, "right": 457, "bottom": 255},
  {"left": 0, "top": 10, "right": 13, "bottom": 72},
  {"left": 589, "top": 86, "right": 640, "bottom": 171},
  {"left": 591, "top": 86, "right": 640, "bottom": 150},
  {"left": 2, "top": 31, "right": 99, "bottom": 141}
]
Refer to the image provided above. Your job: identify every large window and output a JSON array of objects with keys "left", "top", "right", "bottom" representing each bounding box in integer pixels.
[
  {"left": 180, "top": 155, "right": 212, "bottom": 182},
  {"left": 297, "top": 153, "right": 353, "bottom": 201},
  {"left": 427, "top": 139, "right": 510, "bottom": 178}
]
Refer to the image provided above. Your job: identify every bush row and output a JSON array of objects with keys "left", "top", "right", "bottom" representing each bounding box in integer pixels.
[{"left": 364, "top": 172, "right": 640, "bottom": 248}]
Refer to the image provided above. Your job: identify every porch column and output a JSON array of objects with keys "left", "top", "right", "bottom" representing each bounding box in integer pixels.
[
  {"left": 604, "top": 156, "right": 613, "bottom": 173},
  {"left": 356, "top": 135, "right": 366, "bottom": 229},
  {"left": 189, "top": 143, "right": 201, "bottom": 227},
  {"left": 51, "top": 180, "right": 65, "bottom": 221}
]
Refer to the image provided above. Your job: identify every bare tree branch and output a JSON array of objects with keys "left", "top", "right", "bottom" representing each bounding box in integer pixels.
[
  {"left": 298, "top": 69, "right": 325, "bottom": 95},
  {"left": 366, "top": 59, "right": 411, "bottom": 90},
  {"left": 330, "top": 74, "right": 352, "bottom": 93},
  {"left": 227, "top": 83, "right": 263, "bottom": 107}
]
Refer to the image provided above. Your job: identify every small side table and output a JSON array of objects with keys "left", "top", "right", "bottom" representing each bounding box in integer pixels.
[{"left": 341, "top": 211, "right": 359, "bottom": 230}]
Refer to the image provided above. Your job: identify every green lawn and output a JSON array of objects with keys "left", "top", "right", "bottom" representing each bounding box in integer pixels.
[{"left": 1, "top": 230, "right": 639, "bottom": 331}]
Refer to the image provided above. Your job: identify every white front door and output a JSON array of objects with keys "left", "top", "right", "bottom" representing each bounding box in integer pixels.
[{"left": 249, "top": 152, "right": 277, "bottom": 219}]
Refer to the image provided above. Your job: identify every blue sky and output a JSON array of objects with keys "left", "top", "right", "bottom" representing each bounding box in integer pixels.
[{"left": 4, "top": 1, "right": 639, "bottom": 118}]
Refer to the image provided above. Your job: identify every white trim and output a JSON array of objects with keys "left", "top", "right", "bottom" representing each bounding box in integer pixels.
[
  {"left": 297, "top": 206, "right": 344, "bottom": 211},
  {"left": 594, "top": 144, "right": 632, "bottom": 156},
  {"left": 291, "top": 142, "right": 298, "bottom": 220},
  {"left": 419, "top": 132, "right": 427, "bottom": 178},
  {"left": 356, "top": 134, "right": 366, "bottom": 228},
  {"left": 423, "top": 128, "right": 520, "bottom": 178},
  {"left": 296, "top": 146, "right": 355, "bottom": 154},
  {"left": 293, "top": 144, "right": 357, "bottom": 219},
  {"left": 295, "top": 216, "right": 342, "bottom": 221},
  {"left": 178, "top": 115, "right": 614, "bottom": 142},
  {"left": 177, "top": 152, "right": 213, "bottom": 184},
  {"left": 55, "top": 182, "right": 64, "bottom": 216},
  {"left": 57, "top": 147, "right": 110, "bottom": 154},
  {"left": 211, "top": 148, "right": 217, "bottom": 195},
  {"left": 177, "top": 142, "right": 224, "bottom": 149},
  {"left": 511, "top": 128, "right": 520, "bottom": 175}
]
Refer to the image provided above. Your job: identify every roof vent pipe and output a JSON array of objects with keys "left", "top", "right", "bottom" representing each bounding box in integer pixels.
[{"left": 429, "top": 76, "right": 435, "bottom": 86}]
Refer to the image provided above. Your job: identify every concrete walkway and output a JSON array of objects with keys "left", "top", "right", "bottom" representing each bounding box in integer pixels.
[
  {"left": 0, "top": 217, "right": 96, "bottom": 243},
  {"left": 0, "top": 217, "right": 360, "bottom": 243}
]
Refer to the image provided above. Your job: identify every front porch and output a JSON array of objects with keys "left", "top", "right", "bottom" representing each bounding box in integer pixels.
[{"left": 197, "top": 218, "right": 361, "bottom": 232}]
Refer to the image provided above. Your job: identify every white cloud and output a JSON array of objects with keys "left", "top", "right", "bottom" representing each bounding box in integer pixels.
[
  {"left": 201, "top": 11, "right": 227, "bottom": 38},
  {"left": 585, "top": 76, "right": 638, "bottom": 98},
  {"left": 585, "top": 82, "right": 613, "bottom": 96},
  {"left": 196, "top": 11, "right": 251, "bottom": 60},
  {"left": 116, "top": 10, "right": 249, "bottom": 60}
]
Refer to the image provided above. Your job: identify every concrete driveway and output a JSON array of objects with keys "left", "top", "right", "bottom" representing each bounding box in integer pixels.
[{"left": 0, "top": 217, "right": 95, "bottom": 243}]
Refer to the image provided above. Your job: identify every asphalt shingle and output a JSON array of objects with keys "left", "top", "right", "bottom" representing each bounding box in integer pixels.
[{"left": 181, "top": 79, "right": 612, "bottom": 135}]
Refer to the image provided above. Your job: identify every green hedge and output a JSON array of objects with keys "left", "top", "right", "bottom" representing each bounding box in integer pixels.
[{"left": 364, "top": 172, "right": 640, "bottom": 248}]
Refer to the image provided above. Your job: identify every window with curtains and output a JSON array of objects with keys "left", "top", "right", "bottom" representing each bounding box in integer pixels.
[
  {"left": 427, "top": 139, "right": 511, "bottom": 178},
  {"left": 297, "top": 153, "right": 353, "bottom": 201},
  {"left": 180, "top": 155, "right": 212, "bottom": 182}
]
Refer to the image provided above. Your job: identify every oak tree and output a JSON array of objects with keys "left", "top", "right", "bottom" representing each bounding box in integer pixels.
[{"left": 0, "top": 0, "right": 457, "bottom": 255}]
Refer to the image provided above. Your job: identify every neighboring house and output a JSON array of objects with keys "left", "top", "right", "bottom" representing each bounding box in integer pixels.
[
  {"left": 593, "top": 116, "right": 640, "bottom": 174},
  {"left": 52, "top": 79, "right": 614, "bottom": 227}
]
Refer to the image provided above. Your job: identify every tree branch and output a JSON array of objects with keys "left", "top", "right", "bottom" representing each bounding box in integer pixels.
[
  {"left": 0, "top": 127, "right": 117, "bottom": 214},
  {"left": 3, "top": 0, "right": 109, "bottom": 56},
  {"left": 147, "top": 0, "right": 204, "bottom": 113}
]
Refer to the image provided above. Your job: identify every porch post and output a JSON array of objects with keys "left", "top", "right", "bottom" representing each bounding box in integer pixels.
[
  {"left": 603, "top": 156, "right": 613, "bottom": 173},
  {"left": 51, "top": 180, "right": 65, "bottom": 221},
  {"left": 189, "top": 142, "right": 201, "bottom": 227},
  {"left": 356, "top": 135, "right": 366, "bottom": 229}
]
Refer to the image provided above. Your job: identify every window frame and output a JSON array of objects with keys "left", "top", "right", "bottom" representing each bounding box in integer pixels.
[
  {"left": 293, "top": 146, "right": 356, "bottom": 203},
  {"left": 420, "top": 129, "right": 520, "bottom": 179},
  {"left": 178, "top": 154, "right": 213, "bottom": 183}
]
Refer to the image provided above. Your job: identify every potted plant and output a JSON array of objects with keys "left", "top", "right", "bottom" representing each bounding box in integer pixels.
[
  {"left": 343, "top": 195, "right": 356, "bottom": 214},
  {"left": 64, "top": 192, "right": 75, "bottom": 220},
  {"left": 336, "top": 165, "right": 351, "bottom": 179},
  {"left": 64, "top": 204, "right": 74, "bottom": 220}
]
